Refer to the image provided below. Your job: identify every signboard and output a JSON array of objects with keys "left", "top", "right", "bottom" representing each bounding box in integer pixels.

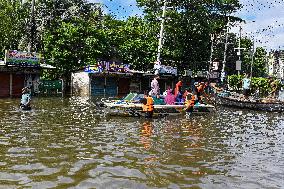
[
  {"left": 5, "top": 50, "right": 42, "bottom": 67},
  {"left": 0, "top": 66, "right": 41, "bottom": 74},
  {"left": 236, "top": 60, "right": 242, "bottom": 71},
  {"left": 159, "top": 65, "right": 177, "bottom": 76},
  {"left": 84, "top": 61, "right": 130, "bottom": 73},
  {"left": 196, "top": 71, "right": 208, "bottom": 77},
  {"left": 183, "top": 70, "right": 193, "bottom": 77},
  {"left": 208, "top": 71, "right": 220, "bottom": 79},
  {"left": 212, "top": 61, "right": 219, "bottom": 71},
  {"left": 153, "top": 61, "right": 177, "bottom": 76}
]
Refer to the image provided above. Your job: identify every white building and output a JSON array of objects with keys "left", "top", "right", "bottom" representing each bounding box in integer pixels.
[{"left": 267, "top": 50, "right": 284, "bottom": 79}]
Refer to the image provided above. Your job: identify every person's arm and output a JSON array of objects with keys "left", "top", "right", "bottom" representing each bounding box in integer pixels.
[{"left": 25, "top": 95, "right": 31, "bottom": 106}]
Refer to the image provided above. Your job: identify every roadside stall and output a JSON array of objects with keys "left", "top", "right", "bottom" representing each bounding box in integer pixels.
[{"left": 0, "top": 50, "right": 47, "bottom": 97}]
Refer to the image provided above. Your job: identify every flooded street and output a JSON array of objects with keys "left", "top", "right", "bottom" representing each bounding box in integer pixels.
[{"left": 0, "top": 97, "right": 283, "bottom": 188}]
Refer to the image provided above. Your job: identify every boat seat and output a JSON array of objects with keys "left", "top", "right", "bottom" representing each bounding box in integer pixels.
[{"left": 123, "top": 93, "right": 137, "bottom": 101}]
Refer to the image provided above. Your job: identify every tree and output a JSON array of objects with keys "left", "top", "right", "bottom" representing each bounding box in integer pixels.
[
  {"left": 136, "top": 0, "right": 242, "bottom": 71},
  {"left": 40, "top": 1, "right": 105, "bottom": 79},
  {"left": 0, "top": 0, "right": 29, "bottom": 58},
  {"left": 117, "top": 17, "right": 158, "bottom": 71},
  {"left": 253, "top": 47, "right": 267, "bottom": 77}
]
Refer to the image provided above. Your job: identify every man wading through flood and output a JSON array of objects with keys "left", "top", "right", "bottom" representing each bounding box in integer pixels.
[{"left": 20, "top": 87, "right": 32, "bottom": 110}]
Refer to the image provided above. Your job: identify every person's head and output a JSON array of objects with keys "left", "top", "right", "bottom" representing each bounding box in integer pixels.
[
  {"left": 185, "top": 88, "right": 191, "bottom": 93},
  {"left": 154, "top": 75, "right": 160, "bottom": 80},
  {"left": 194, "top": 82, "right": 199, "bottom": 87},
  {"left": 144, "top": 90, "right": 149, "bottom": 97},
  {"left": 22, "top": 87, "right": 29, "bottom": 94}
]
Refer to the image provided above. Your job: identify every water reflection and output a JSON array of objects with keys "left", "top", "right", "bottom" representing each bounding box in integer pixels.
[
  {"left": 140, "top": 121, "right": 153, "bottom": 150},
  {"left": 0, "top": 98, "right": 283, "bottom": 188}
]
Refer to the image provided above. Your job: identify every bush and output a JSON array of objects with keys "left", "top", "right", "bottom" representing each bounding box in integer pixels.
[
  {"left": 228, "top": 75, "right": 243, "bottom": 91},
  {"left": 228, "top": 75, "right": 281, "bottom": 97}
]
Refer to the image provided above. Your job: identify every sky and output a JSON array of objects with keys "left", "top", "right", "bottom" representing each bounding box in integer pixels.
[
  {"left": 90, "top": 0, "right": 284, "bottom": 51},
  {"left": 231, "top": 0, "right": 284, "bottom": 51}
]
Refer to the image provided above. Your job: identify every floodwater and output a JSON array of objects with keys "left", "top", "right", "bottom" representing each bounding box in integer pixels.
[{"left": 0, "top": 97, "right": 283, "bottom": 189}]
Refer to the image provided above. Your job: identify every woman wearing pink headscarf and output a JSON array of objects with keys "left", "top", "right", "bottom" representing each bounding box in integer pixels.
[{"left": 164, "top": 87, "right": 175, "bottom": 105}]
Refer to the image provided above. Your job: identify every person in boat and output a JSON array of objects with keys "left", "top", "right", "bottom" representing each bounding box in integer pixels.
[
  {"left": 141, "top": 91, "right": 154, "bottom": 118},
  {"left": 164, "top": 87, "right": 175, "bottom": 105},
  {"left": 174, "top": 79, "right": 183, "bottom": 97},
  {"left": 192, "top": 82, "right": 199, "bottom": 103},
  {"left": 183, "top": 89, "right": 190, "bottom": 100},
  {"left": 197, "top": 82, "right": 207, "bottom": 103},
  {"left": 20, "top": 87, "right": 31, "bottom": 110},
  {"left": 174, "top": 79, "right": 183, "bottom": 104},
  {"left": 209, "top": 80, "right": 223, "bottom": 94},
  {"left": 242, "top": 73, "right": 251, "bottom": 100},
  {"left": 184, "top": 88, "right": 196, "bottom": 115},
  {"left": 149, "top": 75, "right": 160, "bottom": 98}
]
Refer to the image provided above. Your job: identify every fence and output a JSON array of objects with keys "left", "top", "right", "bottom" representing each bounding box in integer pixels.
[{"left": 38, "top": 80, "right": 63, "bottom": 96}]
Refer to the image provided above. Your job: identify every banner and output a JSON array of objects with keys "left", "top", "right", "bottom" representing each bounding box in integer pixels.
[
  {"left": 159, "top": 65, "right": 178, "bottom": 76},
  {"left": 5, "top": 50, "right": 42, "bottom": 67},
  {"left": 84, "top": 61, "right": 130, "bottom": 73}
]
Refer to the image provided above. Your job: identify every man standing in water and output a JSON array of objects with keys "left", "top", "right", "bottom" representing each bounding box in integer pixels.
[
  {"left": 20, "top": 87, "right": 31, "bottom": 110},
  {"left": 242, "top": 73, "right": 251, "bottom": 100}
]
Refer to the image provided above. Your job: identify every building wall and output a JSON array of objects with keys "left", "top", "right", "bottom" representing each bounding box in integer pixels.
[
  {"left": 0, "top": 73, "right": 10, "bottom": 97},
  {"left": 12, "top": 74, "right": 25, "bottom": 97},
  {"left": 71, "top": 72, "right": 90, "bottom": 96},
  {"left": 90, "top": 76, "right": 117, "bottom": 97},
  {"left": 0, "top": 73, "right": 26, "bottom": 98},
  {"left": 118, "top": 78, "right": 130, "bottom": 97}
]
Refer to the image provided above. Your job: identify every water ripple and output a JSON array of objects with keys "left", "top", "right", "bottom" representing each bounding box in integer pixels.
[{"left": 0, "top": 98, "right": 283, "bottom": 188}]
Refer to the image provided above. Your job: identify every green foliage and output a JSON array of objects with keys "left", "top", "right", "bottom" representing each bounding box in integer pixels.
[
  {"left": 228, "top": 75, "right": 281, "bottom": 97},
  {"left": 0, "top": 0, "right": 29, "bottom": 58},
  {"left": 40, "top": 0, "right": 105, "bottom": 79},
  {"left": 1, "top": 0, "right": 269, "bottom": 82},
  {"left": 136, "top": 0, "right": 242, "bottom": 70},
  {"left": 228, "top": 74, "right": 243, "bottom": 90}
]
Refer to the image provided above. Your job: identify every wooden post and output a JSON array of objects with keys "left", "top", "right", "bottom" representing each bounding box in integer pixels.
[{"left": 9, "top": 73, "right": 13, "bottom": 97}]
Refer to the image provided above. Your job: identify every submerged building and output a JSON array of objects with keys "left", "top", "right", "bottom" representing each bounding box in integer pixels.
[{"left": 71, "top": 61, "right": 179, "bottom": 97}]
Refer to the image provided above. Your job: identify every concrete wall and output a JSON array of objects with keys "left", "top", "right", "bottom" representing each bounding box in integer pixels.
[{"left": 71, "top": 72, "right": 90, "bottom": 96}]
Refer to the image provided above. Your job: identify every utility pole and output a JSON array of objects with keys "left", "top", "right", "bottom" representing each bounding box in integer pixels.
[
  {"left": 157, "top": 0, "right": 167, "bottom": 62},
  {"left": 250, "top": 37, "right": 255, "bottom": 78},
  {"left": 221, "top": 17, "right": 230, "bottom": 83},
  {"left": 209, "top": 33, "right": 214, "bottom": 72},
  {"left": 234, "top": 25, "right": 246, "bottom": 75}
]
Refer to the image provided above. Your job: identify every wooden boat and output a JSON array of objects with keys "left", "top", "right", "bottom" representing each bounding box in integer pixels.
[
  {"left": 216, "top": 95, "right": 284, "bottom": 112},
  {"left": 101, "top": 93, "right": 215, "bottom": 117}
]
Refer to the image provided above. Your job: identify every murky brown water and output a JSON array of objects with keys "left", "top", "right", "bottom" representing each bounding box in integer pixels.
[{"left": 0, "top": 97, "right": 283, "bottom": 188}]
